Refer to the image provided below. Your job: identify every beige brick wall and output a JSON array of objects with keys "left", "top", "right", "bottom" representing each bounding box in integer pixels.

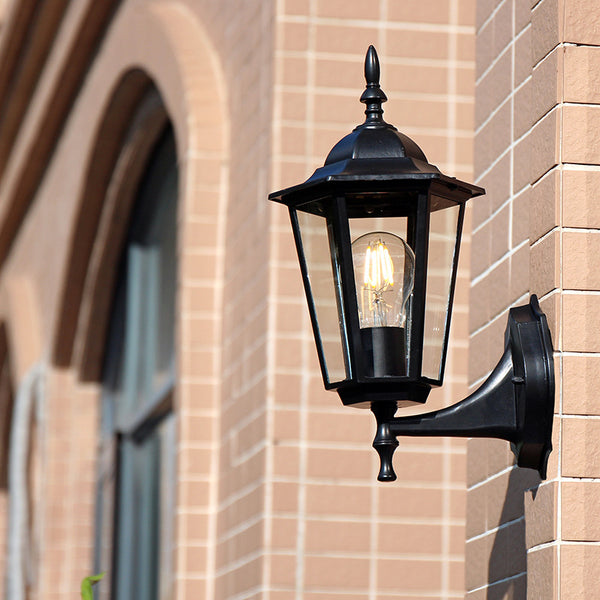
[
  {"left": 0, "top": 0, "right": 479, "bottom": 599},
  {"left": 469, "top": 0, "right": 600, "bottom": 597}
]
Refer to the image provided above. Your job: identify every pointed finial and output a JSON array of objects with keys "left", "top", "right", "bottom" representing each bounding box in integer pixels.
[
  {"left": 360, "top": 45, "right": 387, "bottom": 124},
  {"left": 364, "top": 44, "right": 380, "bottom": 85}
]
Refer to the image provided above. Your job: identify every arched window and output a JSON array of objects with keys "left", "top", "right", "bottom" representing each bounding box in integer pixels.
[{"left": 95, "top": 126, "right": 178, "bottom": 600}]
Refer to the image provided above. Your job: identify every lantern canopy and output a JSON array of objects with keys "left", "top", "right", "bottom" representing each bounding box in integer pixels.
[{"left": 269, "top": 46, "right": 484, "bottom": 408}]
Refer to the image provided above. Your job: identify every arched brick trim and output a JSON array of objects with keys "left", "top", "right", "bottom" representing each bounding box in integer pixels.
[
  {"left": 76, "top": 82, "right": 171, "bottom": 381},
  {"left": 53, "top": 72, "right": 169, "bottom": 378}
]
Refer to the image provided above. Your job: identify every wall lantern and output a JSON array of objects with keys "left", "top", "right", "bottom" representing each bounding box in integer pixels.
[{"left": 269, "top": 46, "right": 555, "bottom": 481}]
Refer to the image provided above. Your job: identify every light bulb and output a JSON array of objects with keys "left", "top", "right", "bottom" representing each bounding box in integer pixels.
[{"left": 351, "top": 232, "right": 415, "bottom": 329}]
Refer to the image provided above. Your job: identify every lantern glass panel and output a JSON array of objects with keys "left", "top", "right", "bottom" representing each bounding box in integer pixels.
[
  {"left": 350, "top": 216, "right": 414, "bottom": 377},
  {"left": 422, "top": 197, "right": 461, "bottom": 380},
  {"left": 295, "top": 209, "right": 350, "bottom": 384}
]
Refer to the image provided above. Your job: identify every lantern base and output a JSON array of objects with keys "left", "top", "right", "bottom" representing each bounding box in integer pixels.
[
  {"left": 360, "top": 326, "right": 407, "bottom": 377},
  {"left": 337, "top": 381, "right": 431, "bottom": 409}
]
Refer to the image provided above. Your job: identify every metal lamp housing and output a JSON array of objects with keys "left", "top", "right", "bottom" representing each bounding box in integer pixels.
[
  {"left": 269, "top": 46, "right": 484, "bottom": 409},
  {"left": 269, "top": 46, "right": 555, "bottom": 480}
]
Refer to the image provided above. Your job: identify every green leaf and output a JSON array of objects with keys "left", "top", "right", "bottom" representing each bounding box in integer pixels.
[{"left": 81, "top": 572, "right": 106, "bottom": 600}]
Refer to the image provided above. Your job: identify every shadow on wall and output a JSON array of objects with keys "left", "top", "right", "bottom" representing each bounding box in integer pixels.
[{"left": 486, "top": 467, "right": 540, "bottom": 599}]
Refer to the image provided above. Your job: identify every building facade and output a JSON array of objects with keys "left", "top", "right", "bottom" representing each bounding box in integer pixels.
[{"left": 0, "top": 0, "right": 595, "bottom": 599}]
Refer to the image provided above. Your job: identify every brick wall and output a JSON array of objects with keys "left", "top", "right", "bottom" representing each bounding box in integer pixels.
[
  {"left": 469, "top": 0, "right": 600, "bottom": 597},
  {"left": 0, "top": 0, "right": 480, "bottom": 598}
]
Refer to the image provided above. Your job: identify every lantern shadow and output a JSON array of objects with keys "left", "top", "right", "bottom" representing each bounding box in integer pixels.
[{"left": 485, "top": 466, "right": 540, "bottom": 599}]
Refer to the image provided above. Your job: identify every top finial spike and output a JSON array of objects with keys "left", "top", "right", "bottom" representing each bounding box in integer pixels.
[
  {"left": 360, "top": 45, "right": 387, "bottom": 123},
  {"left": 365, "top": 45, "right": 380, "bottom": 86}
]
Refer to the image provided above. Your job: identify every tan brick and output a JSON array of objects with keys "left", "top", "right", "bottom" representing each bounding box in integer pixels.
[
  {"left": 270, "top": 555, "right": 296, "bottom": 587},
  {"left": 514, "top": 24, "right": 532, "bottom": 87},
  {"left": 530, "top": 168, "right": 559, "bottom": 242},
  {"left": 469, "top": 275, "right": 491, "bottom": 334},
  {"left": 467, "top": 437, "right": 513, "bottom": 487},
  {"left": 563, "top": 294, "right": 600, "bottom": 353},
  {"left": 531, "top": 0, "right": 562, "bottom": 66},
  {"left": 476, "top": 154, "right": 510, "bottom": 220},
  {"left": 279, "top": 22, "right": 309, "bottom": 52},
  {"left": 471, "top": 219, "right": 492, "bottom": 278},
  {"left": 476, "top": 0, "right": 496, "bottom": 31},
  {"left": 563, "top": 169, "right": 600, "bottom": 229},
  {"left": 378, "top": 522, "right": 443, "bottom": 555},
  {"left": 563, "top": 231, "right": 600, "bottom": 290},
  {"left": 305, "top": 520, "right": 370, "bottom": 553},
  {"left": 515, "top": 0, "right": 531, "bottom": 34},
  {"left": 466, "top": 468, "right": 538, "bottom": 538},
  {"left": 386, "top": 64, "right": 449, "bottom": 95},
  {"left": 524, "top": 482, "right": 558, "bottom": 549},
  {"left": 560, "top": 545, "right": 600, "bottom": 598},
  {"left": 469, "top": 314, "right": 506, "bottom": 383},
  {"left": 512, "top": 133, "right": 532, "bottom": 194},
  {"left": 514, "top": 76, "right": 533, "bottom": 139},
  {"left": 305, "top": 556, "right": 370, "bottom": 588},
  {"left": 528, "top": 545, "right": 558, "bottom": 600},
  {"left": 562, "top": 418, "right": 600, "bottom": 478},
  {"left": 563, "top": 355, "right": 600, "bottom": 415},
  {"left": 563, "top": 106, "right": 600, "bottom": 165},
  {"left": 530, "top": 107, "right": 560, "bottom": 183},
  {"left": 306, "top": 447, "right": 371, "bottom": 480},
  {"left": 488, "top": 519, "right": 527, "bottom": 583},
  {"left": 565, "top": 0, "right": 600, "bottom": 44},
  {"left": 535, "top": 290, "right": 558, "bottom": 348},
  {"left": 488, "top": 257, "right": 511, "bottom": 318},
  {"left": 530, "top": 230, "right": 559, "bottom": 298},
  {"left": 564, "top": 46, "right": 600, "bottom": 104},
  {"left": 280, "top": 125, "right": 307, "bottom": 156},
  {"left": 376, "top": 558, "right": 442, "bottom": 591},
  {"left": 490, "top": 203, "right": 510, "bottom": 263},
  {"left": 562, "top": 481, "right": 600, "bottom": 541},
  {"left": 475, "top": 100, "right": 511, "bottom": 176},
  {"left": 272, "top": 482, "right": 299, "bottom": 513},
  {"left": 388, "top": 0, "right": 450, "bottom": 24},
  {"left": 281, "top": 56, "right": 308, "bottom": 86},
  {"left": 283, "top": 0, "right": 309, "bottom": 15},
  {"left": 532, "top": 46, "right": 562, "bottom": 124},
  {"left": 466, "top": 534, "right": 490, "bottom": 590},
  {"left": 388, "top": 29, "right": 450, "bottom": 60},
  {"left": 378, "top": 486, "right": 443, "bottom": 519},
  {"left": 314, "top": 25, "right": 378, "bottom": 55},
  {"left": 316, "top": 0, "right": 380, "bottom": 19},
  {"left": 393, "top": 450, "right": 445, "bottom": 483},
  {"left": 307, "top": 411, "right": 368, "bottom": 444},
  {"left": 510, "top": 243, "right": 530, "bottom": 305},
  {"left": 476, "top": 50, "right": 512, "bottom": 128},
  {"left": 306, "top": 483, "right": 372, "bottom": 517},
  {"left": 457, "top": 31, "right": 476, "bottom": 61}
]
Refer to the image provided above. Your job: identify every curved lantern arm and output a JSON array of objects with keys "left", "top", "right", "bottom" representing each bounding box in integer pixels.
[{"left": 372, "top": 296, "right": 555, "bottom": 482}]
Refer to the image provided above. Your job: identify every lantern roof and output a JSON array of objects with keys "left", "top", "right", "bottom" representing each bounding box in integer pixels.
[{"left": 269, "top": 46, "right": 484, "bottom": 205}]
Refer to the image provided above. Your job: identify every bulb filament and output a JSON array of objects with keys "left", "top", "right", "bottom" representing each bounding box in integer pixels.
[{"left": 363, "top": 240, "right": 395, "bottom": 325}]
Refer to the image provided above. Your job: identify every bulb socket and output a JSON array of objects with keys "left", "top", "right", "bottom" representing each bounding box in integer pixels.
[{"left": 360, "top": 326, "right": 407, "bottom": 377}]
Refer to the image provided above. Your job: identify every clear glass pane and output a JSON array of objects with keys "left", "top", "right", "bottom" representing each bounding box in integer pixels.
[
  {"left": 296, "top": 210, "right": 348, "bottom": 384},
  {"left": 350, "top": 217, "right": 413, "bottom": 376},
  {"left": 422, "top": 200, "right": 461, "bottom": 380}
]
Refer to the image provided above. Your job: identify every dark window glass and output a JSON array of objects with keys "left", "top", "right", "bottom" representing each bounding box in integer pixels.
[{"left": 95, "top": 127, "right": 178, "bottom": 600}]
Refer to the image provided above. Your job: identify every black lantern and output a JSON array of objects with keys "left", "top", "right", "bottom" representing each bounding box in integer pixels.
[{"left": 269, "top": 46, "right": 554, "bottom": 481}]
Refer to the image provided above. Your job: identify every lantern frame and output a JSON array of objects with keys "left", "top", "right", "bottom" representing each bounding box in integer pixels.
[
  {"left": 269, "top": 46, "right": 555, "bottom": 480},
  {"left": 270, "top": 46, "right": 484, "bottom": 408}
]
